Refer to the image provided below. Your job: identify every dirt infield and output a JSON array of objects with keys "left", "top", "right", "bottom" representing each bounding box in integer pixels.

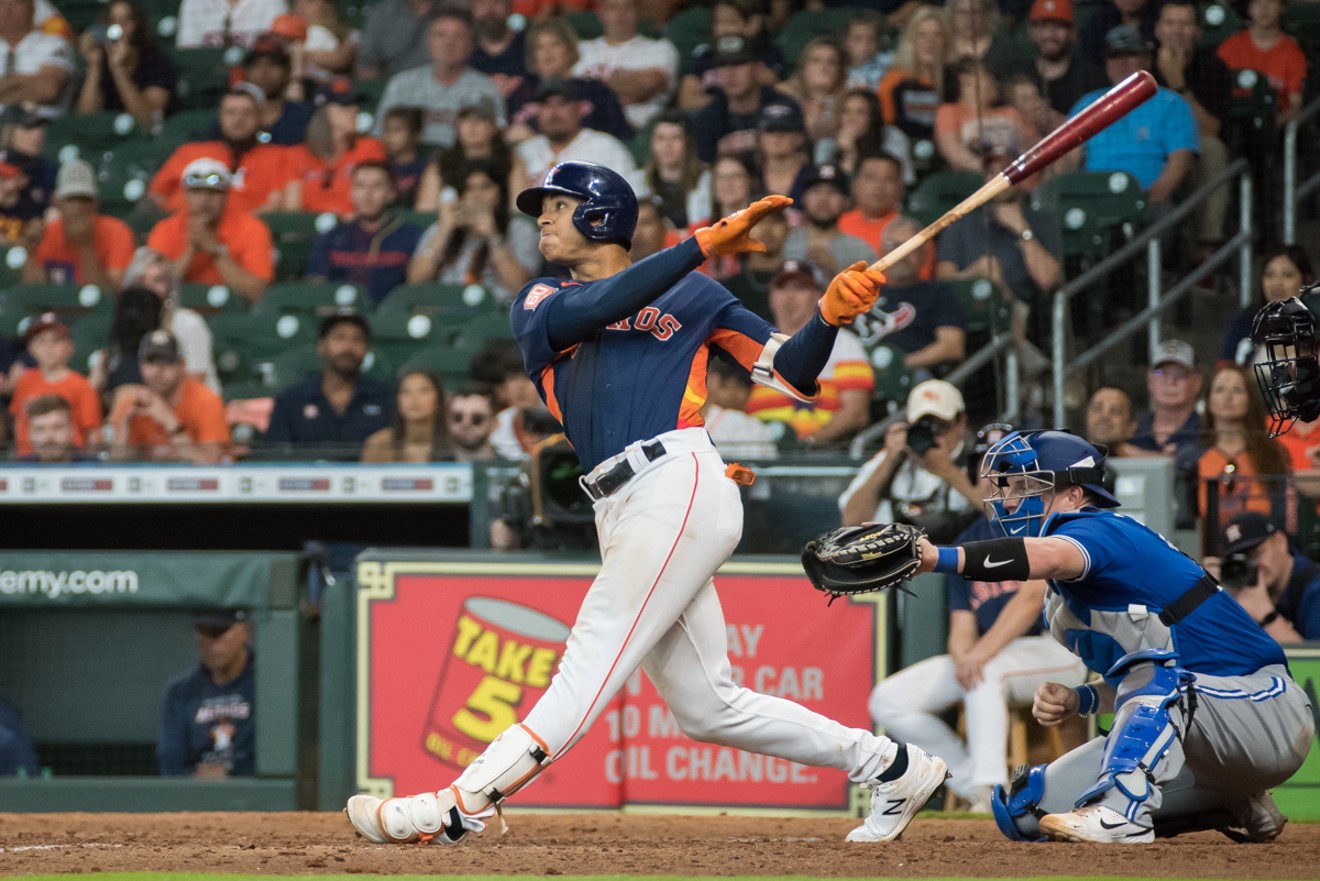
[{"left": 1, "top": 812, "right": 1318, "bottom": 877}]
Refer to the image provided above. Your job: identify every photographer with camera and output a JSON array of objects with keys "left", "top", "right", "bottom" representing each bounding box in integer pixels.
[
  {"left": 838, "top": 379, "right": 981, "bottom": 542},
  {"left": 1205, "top": 512, "right": 1320, "bottom": 643},
  {"left": 76, "top": 0, "right": 177, "bottom": 130}
]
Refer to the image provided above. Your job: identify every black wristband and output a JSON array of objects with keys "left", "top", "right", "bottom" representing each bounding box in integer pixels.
[
  {"left": 961, "top": 537, "right": 1031, "bottom": 582},
  {"left": 1258, "top": 609, "right": 1280, "bottom": 627}
]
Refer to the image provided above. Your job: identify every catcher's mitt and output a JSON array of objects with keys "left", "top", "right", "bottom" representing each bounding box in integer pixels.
[{"left": 801, "top": 523, "right": 926, "bottom": 603}]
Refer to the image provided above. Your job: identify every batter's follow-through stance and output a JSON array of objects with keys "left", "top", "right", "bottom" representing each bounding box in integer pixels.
[{"left": 347, "top": 161, "right": 950, "bottom": 845}]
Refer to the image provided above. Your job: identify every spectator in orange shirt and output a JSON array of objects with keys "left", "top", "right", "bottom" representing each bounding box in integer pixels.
[
  {"left": 24, "top": 158, "right": 134, "bottom": 287},
  {"left": 146, "top": 158, "right": 273, "bottom": 304},
  {"left": 108, "top": 329, "right": 228, "bottom": 464},
  {"left": 1216, "top": 0, "right": 1307, "bottom": 122},
  {"left": 8, "top": 313, "right": 102, "bottom": 456},
  {"left": 283, "top": 77, "right": 387, "bottom": 215},
  {"left": 838, "top": 153, "right": 905, "bottom": 262},
  {"left": 146, "top": 85, "right": 290, "bottom": 216}
]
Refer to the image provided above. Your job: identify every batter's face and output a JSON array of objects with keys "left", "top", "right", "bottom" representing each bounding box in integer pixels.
[{"left": 535, "top": 193, "right": 592, "bottom": 263}]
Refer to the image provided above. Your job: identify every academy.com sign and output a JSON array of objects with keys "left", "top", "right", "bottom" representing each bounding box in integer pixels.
[{"left": 0, "top": 566, "right": 139, "bottom": 599}]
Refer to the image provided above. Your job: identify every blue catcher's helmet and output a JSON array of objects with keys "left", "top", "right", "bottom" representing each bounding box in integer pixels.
[
  {"left": 980, "top": 429, "right": 1119, "bottom": 537},
  {"left": 515, "top": 161, "right": 639, "bottom": 248}
]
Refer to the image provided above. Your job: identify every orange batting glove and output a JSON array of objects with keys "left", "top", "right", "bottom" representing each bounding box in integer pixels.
[
  {"left": 693, "top": 194, "right": 793, "bottom": 258},
  {"left": 820, "top": 261, "right": 886, "bottom": 326}
]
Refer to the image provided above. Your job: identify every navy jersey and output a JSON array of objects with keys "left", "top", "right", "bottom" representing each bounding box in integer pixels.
[
  {"left": 510, "top": 253, "right": 780, "bottom": 473},
  {"left": 948, "top": 515, "right": 1045, "bottom": 637},
  {"left": 157, "top": 651, "right": 256, "bottom": 776},
  {"left": 1042, "top": 508, "right": 1286, "bottom": 683}
]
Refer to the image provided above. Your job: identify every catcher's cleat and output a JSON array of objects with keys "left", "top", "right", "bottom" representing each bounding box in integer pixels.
[
  {"left": 1221, "top": 791, "right": 1287, "bottom": 842},
  {"left": 846, "top": 744, "right": 949, "bottom": 843},
  {"left": 345, "top": 788, "right": 495, "bottom": 845},
  {"left": 1040, "top": 805, "right": 1154, "bottom": 843}
]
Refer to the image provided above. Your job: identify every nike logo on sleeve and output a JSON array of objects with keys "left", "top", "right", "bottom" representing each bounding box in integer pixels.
[{"left": 983, "top": 558, "right": 1012, "bottom": 569}]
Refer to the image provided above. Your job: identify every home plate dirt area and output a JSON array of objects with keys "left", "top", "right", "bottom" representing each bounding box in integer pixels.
[{"left": 0, "top": 812, "right": 1317, "bottom": 876}]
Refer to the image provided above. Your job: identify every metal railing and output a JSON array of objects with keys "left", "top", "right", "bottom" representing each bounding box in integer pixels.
[
  {"left": 1283, "top": 96, "right": 1320, "bottom": 245},
  {"left": 1052, "top": 158, "right": 1254, "bottom": 426}
]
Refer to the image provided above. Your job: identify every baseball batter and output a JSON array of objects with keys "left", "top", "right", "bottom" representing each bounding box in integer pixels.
[
  {"left": 347, "top": 161, "right": 949, "bottom": 845},
  {"left": 914, "top": 429, "right": 1315, "bottom": 843}
]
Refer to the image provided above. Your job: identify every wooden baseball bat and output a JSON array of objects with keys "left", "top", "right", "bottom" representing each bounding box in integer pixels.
[{"left": 870, "top": 70, "right": 1158, "bottom": 273}]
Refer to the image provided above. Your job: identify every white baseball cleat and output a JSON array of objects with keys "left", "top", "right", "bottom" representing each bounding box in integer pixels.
[
  {"left": 1039, "top": 805, "right": 1154, "bottom": 843},
  {"left": 345, "top": 789, "right": 494, "bottom": 845},
  {"left": 846, "top": 745, "right": 949, "bottom": 842}
]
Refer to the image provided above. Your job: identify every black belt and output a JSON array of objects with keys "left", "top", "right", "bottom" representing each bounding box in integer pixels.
[
  {"left": 1159, "top": 574, "right": 1219, "bottom": 626},
  {"left": 581, "top": 441, "right": 667, "bottom": 501}
]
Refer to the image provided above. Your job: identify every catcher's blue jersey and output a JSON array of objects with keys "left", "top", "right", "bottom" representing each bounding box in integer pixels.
[
  {"left": 510, "top": 268, "right": 777, "bottom": 472},
  {"left": 1042, "top": 508, "right": 1286, "bottom": 680}
]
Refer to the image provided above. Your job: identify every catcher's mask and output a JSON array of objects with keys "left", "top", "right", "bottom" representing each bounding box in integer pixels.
[
  {"left": 980, "top": 429, "right": 1118, "bottom": 537},
  {"left": 1251, "top": 286, "right": 1320, "bottom": 437}
]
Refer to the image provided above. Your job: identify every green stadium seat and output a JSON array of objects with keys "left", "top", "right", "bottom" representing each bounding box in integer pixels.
[
  {"left": 865, "top": 343, "right": 915, "bottom": 410},
  {"left": 263, "top": 211, "right": 339, "bottom": 282},
  {"left": 1200, "top": 2, "right": 1242, "bottom": 49},
  {"left": 95, "top": 142, "right": 158, "bottom": 216},
  {"left": 0, "top": 244, "right": 29, "bottom": 287},
  {"left": 158, "top": 108, "right": 220, "bottom": 148},
  {"left": 399, "top": 335, "right": 490, "bottom": 387},
  {"left": 1284, "top": 2, "right": 1320, "bottom": 50},
  {"left": 61, "top": 0, "right": 108, "bottom": 31},
  {"left": 45, "top": 112, "right": 143, "bottom": 163},
  {"left": 1225, "top": 68, "right": 1277, "bottom": 152},
  {"left": 451, "top": 310, "right": 514, "bottom": 347},
  {"left": 665, "top": 6, "right": 711, "bottom": 75},
  {"left": 174, "top": 47, "right": 245, "bottom": 111},
  {"left": 242, "top": 309, "right": 319, "bottom": 359},
  {"left": 774, "top": 8, "right": 856, "bottom": 67},
  {"left": 947, "top": 278, "right": 1013, "bottom": 337},
  {"left": 371, "top": 308, "right": 445, "bottom": 365},
  {"left": 1029, "top": 170, "right": 1145, "bottom": 265},
  {"left": 376, "top": 282, "right": 504, "bottom": 320},
  {"left": 906, "top": 170, "right": 982, "bottom": 227},
  {"left": 0, "top": 282, "right": 111, "bottom": 318},
  {"left": 180, "top": 283, "right": 246, "bottom": 315},
  {"left": 565, "top": 10, "right": 603, "bottom": 40},
  {"left": 69, "top": 311, "right": 112, "bottom": 370},
  {"left": 260, "top": 343, "right": 323, "bottom": 390},
  {"left": 253, "top": 282, "right": 369, "bottom": 319}
]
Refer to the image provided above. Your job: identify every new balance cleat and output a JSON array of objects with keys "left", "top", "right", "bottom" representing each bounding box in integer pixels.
[{"left": 846, "top": 745, "right": 950, "bottom": 842}]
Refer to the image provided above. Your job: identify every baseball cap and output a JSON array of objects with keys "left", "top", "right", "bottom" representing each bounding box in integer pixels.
[
  {"left": 758, "top": 102, "right": 804, "bottom": 133},
  {"left": 228, "top": 80, "right": 267, "bottom": 109},
  {"left": 0, "top": 160, "right": 20, "bottom": 179},
  {"left": 803, "top": 163, "right": 850, "bottom": 195},
  {"left": 711, "top": 34, "right": 756, "bottom": 67},
  {"left": 1029, "top": 0, "right": 1074, "bottom": 24},
  {"left": 1151, "top": 338, "right": 1196, "bottom": 371},
  {"left": 139, "top": 328, "right": 182, "bottom": 363},
  {"left": 54, "top": 158, "right": 97, "bottom": 200},
  {"left": 0, "top": 103, "right": 48, "bottom": 129},
  {"left": 1105, "top": 24, "right": 1152, "bottom": 56},
  {"left": 318, "top": 308, "right": 371, "bottom": 340},
  {"left": 1221, "top": 512, "right": 1280, "bottom": 557},
  {"left": 770, "top": 258, "right": 826, "bottom": 290},
  {"left": 906, "top": 379, "right": 966, "bottom": 422},
  {"left": 181, "top": 157, "right": 233, "bottom": 190},
  {"left": 536, "top": 77, "right": 582, "bottom": 102},
  {"left": 193, "top": 607, "right": 250, "bottom": 631},
  {"left": 268, "top": 13, "right": 308, "bottom": 42},
  {"left": 24, "top": 312, "right": 70, "bottom": 344},
  {"left": 314, "top": 76, "right": 362, "bottom": 107},
  {"left": 245, "top": 33, "right": 292, "bottom": 66}
]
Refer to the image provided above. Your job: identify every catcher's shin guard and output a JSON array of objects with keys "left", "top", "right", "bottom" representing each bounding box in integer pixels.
[
  {"left": 451, "top": 723, "right": 553, "bottom": 815},
  {"left": 991, "top": 763, "right": 1049, "bottom": 842}
]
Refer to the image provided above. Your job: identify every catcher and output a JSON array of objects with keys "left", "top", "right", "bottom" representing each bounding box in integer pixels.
[
  {"left": 803, "top": 429, "right": 1314, "bottom": 843},
  {"left": 1251, "top": 279, "right": 1320, "bottom": 437}
]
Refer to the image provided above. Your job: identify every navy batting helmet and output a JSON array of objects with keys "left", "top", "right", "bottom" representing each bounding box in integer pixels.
[
  {"left": 516, "top": 161, "right": 638, "bottom": 248},
  {"left": 980, "top": 429, "right": 1118, "bottom": 537},
  {"left": 1252, "top": 281, "right": 1320, "bottom": 437}
]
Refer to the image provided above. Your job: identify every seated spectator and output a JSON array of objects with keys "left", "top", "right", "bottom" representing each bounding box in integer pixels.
[
  {"left": 571, "top": 0, "right": 678, "bottom": 131},
  {"left": 212, "top": 34, "right": 314, "bottom": 146},
  {"left": 0, "top": 152, "right": 44, "bottom": 247},
  {"left": 75, "top": 0, "right": 178, "bottom": 128},
  {"left": 176, "top": 0, "right": 282, "bottom": 49},
  {"left": 643, "top": 110, "right": 710, "bottom": 233},
  {"left": 1078, "top": 0, "right": 1159, "bottom": 69},
  {"left": 775, "top": 36, "right": 848, "bottom": 151},
  {"left": 123, "top": 247, "right": 219, "bottom": 391},
  {"left": 702, "top": 355, "right": 779, "bottom": 460},
  {"left": 447, "top": 385, "right": 498, "bottom": 462},
  {"left": 24, "top": 158, "right": 134, "bottom": 287},
  {"left": 628, "top": 194, "right": 668, "bottom": 261},
  {"left": 1027, "top": 0, "right": 1106, "bottom": 120},
  {"left": 89, "top": 285, "right": 163, "bottom": 399},
  {"left": 1130, "top": 338, "right": 1203, "bottom": 458},
  {"left": 468, "top": 0, "right": 526, "bottom": 95},
  {"left": 380, "top": 106, "right": 427, "bottom": 207},
  {"left": 408, "top": 160, "right": 537, "bottom": 304},
  {"left": 0, "top": 693, "right": 38, "bottom": 777},
  {"left": 0, "top": 0, "right": 73, "bottom": 120},
  {"left": 262, "top": 309, "right": 394, "bottom": 458},
  {"left": 308, "top": 161, "right": 422, "bottom": 305},
  {"left": 745, "top": 260, "right": 873, "bottom": 446},
  {"left": 513, "top": 77, "right": 642, "bottom": 195},
  {"left": 877, "top": 6, "right": 951, "bottom": 141},
  {"left": 147, "top": 159, "right": 273, "bottom": 304},
  {"left": 8, "top": 313, "right": 100, "bottom": 457},
  {"left": 158, "top": 609, "right": 255, "bottom": 778},
  {"left": 783, "top": 164, "right": 876, "bottom": 274},
  {"left": 361, "top": 369, "right": 455, "bottom": 462},
  {"left": 475, "top": 342, "right": 549, "bottom": 461},
  {"left": 1084, "top": 385, "right": 1150, "bottom": 458},
  {"left": 0, "top": 103, "right": 55, "bottom": 213},
  {"left": 19, "top": 394, "right": 91, "bottom": 462},
  {"left": 839, "top": 153, "right": 905, "bottom": 262},
  {"left": 1210, "top": 513, "right": 1320, "bottom": 642},
  {"left": 720, "top": 205, "right": 788, "bottom": 320},
  {"left": 1003, "top": 74, "right": 1060, "bottom": 150},
  {"left": 108, "top": 329, "right": 228, "bottom": 463},
  {"left": 373, "top": 9, "right": 505, "bottom": 150},
  {"left": 935, "top": 58, "right": 1038, "bottom": 175},
  {"left": 415, "top": 101, "right": 524, "bottom": 212},
  {"left": 694, "top": 153, "right": 757, "bottom": 282},
  {"left": 1224, "top": 247, "right": 1315, "bottom": 368},
  {"left": 285, "top": 78, "right": 386, "bottom": 215},
  {"left": 1216, "top": 0, "right": 1307, "bottom": 123},
  {"left": 148, "top": 86, "right": 290, "bottom": 216},
  {"left": 356, "top": 0, "right": 435, "bottom": 80},
  {"left": 820, "top": 88, "right": 912, "bottom": 184},
  {"left": 839, "top": 379, "right": 980, "bottom": 541},
  {"left": 504, "top": 17, "right": 632, "bottom": 143},
  {"left": 843, "top": 9, "right": 893, "bottom": 93},
  {"left": 289, "top": 0, "right": 359, "bottom": 83},
  {"left": 855, "top": 216, "right": 967, "bottom": 376},
  {"left": 754, "top": 102, "right": 814, "bottom": 205},
  {"left": 947, "top": 0, "right": 1027, "bottom": 81},
  {"left": 691, "top": 34, "right": 798, "bottom": 164},
  {"left": 678, "top": 0, "right": 782, "bottom": 111}
]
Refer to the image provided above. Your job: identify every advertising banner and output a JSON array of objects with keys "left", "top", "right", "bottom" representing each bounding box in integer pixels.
[
  {"left": 1276, "top": 647, "right": 1320, "bottom": 821},
  {"left": 355, "top": 560, "right": 886, "bottom": 811}
]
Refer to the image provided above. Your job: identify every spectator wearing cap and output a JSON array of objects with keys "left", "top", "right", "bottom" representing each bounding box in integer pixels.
[
  {"left": 148, "top": 86, "right": 291, "bottom": 216},
  {"left": 108, "top": 328, "right": 228, "bottom": 463},
  {"left": 513, "top": 76, "right": 642, "bottom": 196},
  {"left": 855, "top": 215, "right": 966, "bottom": 375},
  {"left": 468, "top": 0, "right": 527, "bottom": 95},
  {"left": 775, "top": 36, "right": 848, "bottom": 150},
  {"left": 205, "top": 33, "right": 313, "bottom": 146},
  {"left": 571, "top": 0, "right": 678, "bottom": 132},
  {"left": 18, "top": 394, "right": 93, "bottom": 462},
  {"left": 782, "top": 164, "right": 876, "bottom": 275},
  {"left": 279, "top": 4, "right": 357, "bottom": 85},
  {"left": 175, "top": 0, "right": 284, "bottom": 49},
  {"left": 262, "top": 310, "right": 395, "bottom": 457},
  {"left": 307, "top": 160, "right": 423, "bottom": 304},
  {"left": 122, "top": 247, "right": 219, "bottom": 391},
  {"left": 504, "top": 17, "right": 633, "bottom": 144},
  {"left": 1217, "top": 0, "right": 1307, "bottom": 124},
  {"left": 678, "top": 0, "right": 783, "bottom": 112},
  {"left": 0, "top": 0, "right": 73, "bottom": 120},
  {"left": 934, "top": 57, "right": 1038, "bottom": 175},
  {"left": 146, "top": 157, "right": 274, "bottom": 303},
  {"left": 158, "top": 609, "right": 256, "bottom": 778},
  {"left": 415, "top": 100, "right": 525, "bottom": 212},
  {"left": 357, "top": 0, "right": 436, "bottom": 81},
  {"left": 1130, "top": 339, "right": 1203, "bottom": 458},
  {"left": 25, "top": 157, "right": 135, "bottom": 287},
  {"left": 692, "top": 34, "right": 799, "bottom": 165},
  {"left": 8, "top": 312, "right": 101, "bottom": 457},
  {"left": 754, "top": 102, "right": 814, "bottom": 205},
  {"left": 876, "top": 6, "right": 951, "bottom": 141},
  {"left": 75, "top": 0, "right": 179, "bottom": 129},
  {"left": 1208, "top": 513, "right": 1320, "bottom": 642},
  {"left": 642, "top": 109, "right": 710, "bottom": 232},
  {"left": 1026, "top": 0, "right": 1106, "bottom": 118},
  {"left": 1066, "top": 26, "right": 1198, "bottom": 209},
  {"left": 744, "top": 260, "right": 874, "bottom": 446},
  {"left": 1078, "top": 0, "right": 1159, "bottom": 68},
  {"left": 284, "top": 77, "right": 386, "bottom": 215},
  {"left": 373, "top": 9, "right": 505, "bottom": 150}
]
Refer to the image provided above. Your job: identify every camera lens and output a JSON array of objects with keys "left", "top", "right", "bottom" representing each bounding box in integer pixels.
[{"left": 107, "top": 24, "right": 123, "bottom": 41}]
